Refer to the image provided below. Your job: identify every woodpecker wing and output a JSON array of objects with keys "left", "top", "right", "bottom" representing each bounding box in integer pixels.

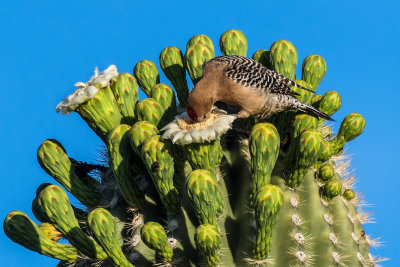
[{"left": 210, "top": 55, "right": 312, "bottom": 95}]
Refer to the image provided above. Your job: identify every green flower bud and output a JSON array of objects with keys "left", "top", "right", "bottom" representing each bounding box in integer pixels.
[
  {"left": 252, "top": 185, "right": 284, "bottom": 260},
  {"left": 129, "top": 121, "right": 159, "bottom": 156},
  {"left": 343, "top": 189, "right": 356, "bottom": 201},
  {"left": 135, "top": 98, "right": 168, "bottom": 129},
  {"left": 75, "top": 85, "right": 122, "bottom": 141},
  {"left": 322, "top": 179, "right": 342, "bottom": 202},
  {"left": 185, "top": 44, "right": 214, "bottom": 85},
  {"left": 110, "top": 73, "right": 138, "bottom": 125},
  {"left": 318, "top": 140, "right": 334, "bottom": 163},
  {"left": 249, "top": 123, "right": 280, "bottom": 207},
  {"left": 195, "top": 224, "right": 221, "bottom": 267},
  {"left": 4, "top": 211, "right": 79, "bottom": 262},
  {"left": 187, "top": 34, "right": 215, "bottom": 55},
  {"left": 107, "top": 124, "right": 145, "bottom": 208},
  {"left": 186, "top": 169, "right": 223, "bottom": 225},
  {"left": 88, "top": 208, "right": 134, "bottom": 267},
  {"left": 141, "top": 135, "right": 180, "bottom": 212},
  {"left": 141, "top": 221, "right": 173, "bottom": 263},
  {"left": 332, "top": 113, "right": 366, "bottom": 154},
  {"left": 150, "top": 83, "right": 177, "bottom": 122},
  {"left": 269, "top": 40, "right": 298, "bottom": 80},
  {"left": 292, "top": 114, "right": 319, "bottom": 139},
  {"left": 133, "top": 60, "right": 160, "bottom": 97},
  {"left": 284, "top": 129, "right": 324, "bottom": 188},
  {"left": 37, "top": 139, "right": 100, "bottom": 207},
  {"left": 318, "top": 91, "right": 342, "bottom": 123},
  {"left": 159, "top": 46, "right": 189, "bottom": 107},
  {"left": 318, "top": 162, "right": 335, "bottom": 181},
  {"left": 37, "top": 184, "right": 107, "bottom": 260},
  {"left": 219, "top": 29, "right": 248, "bottom": 57},
  {"left": 302, "top": 55, "right": 327, "bottom": 91}
]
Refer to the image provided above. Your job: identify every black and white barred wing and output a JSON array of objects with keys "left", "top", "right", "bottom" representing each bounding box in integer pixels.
[{"left": 212, "top": 55, "right": 306, "bottom": 96}]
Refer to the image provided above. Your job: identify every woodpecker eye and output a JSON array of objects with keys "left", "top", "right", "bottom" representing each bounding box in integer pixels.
[
  {"left": 187, "top": 107, "right": 197, "bottom": 121},
  {"left": 203, "top": 114, "right": 207, "bottom": 119}
]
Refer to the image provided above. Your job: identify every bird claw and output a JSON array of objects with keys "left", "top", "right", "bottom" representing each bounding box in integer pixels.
[{"left": 211, "top": 106, "right": 228, "bottom": 115}]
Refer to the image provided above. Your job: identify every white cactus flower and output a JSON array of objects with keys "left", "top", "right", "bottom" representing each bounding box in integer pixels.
[
  {"left": 160, "top": 112, "right": 236, "bottom": 145},
  {"left": 55, "top": 65, "right": 118, "bottom": 114}
]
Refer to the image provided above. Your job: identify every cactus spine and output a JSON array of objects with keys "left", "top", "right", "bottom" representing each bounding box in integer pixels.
[{"left": 5, "top": 30, "right": 381, "bottom": 267}]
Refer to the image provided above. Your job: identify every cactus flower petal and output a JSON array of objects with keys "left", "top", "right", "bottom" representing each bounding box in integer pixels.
[
  {"left": 161, "top": 112, "right": 236, "bottom": 145},
  {"left": 56, "top": 65, "right": 118, "bottom": 114}
]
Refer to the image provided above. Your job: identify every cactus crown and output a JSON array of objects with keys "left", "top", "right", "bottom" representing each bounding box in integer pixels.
[{"left": 4, "top": 29, "right": 383, "bottom": 267}]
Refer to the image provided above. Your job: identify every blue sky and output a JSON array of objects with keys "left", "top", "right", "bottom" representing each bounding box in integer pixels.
[{"left": 1, "top": 0, "right": 399, "bottom": 266}]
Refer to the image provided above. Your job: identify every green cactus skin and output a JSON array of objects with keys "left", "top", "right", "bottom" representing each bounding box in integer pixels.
[
  {"left": 88, "top": 208, "right": 134, "bottom": 267},
  {"left": 252, "top": 49, "right": 271, "bottom": 69},
  {"left": 186, "top": 169, "right": 223, "bottom": 226},
  {"left": 318, "top": 90, "right": 342, "bottom": 123},
  {"left": 184, "top": 44, "right": 214, "bottom": 85},
  {"left": 252, "top": 184, "right": 284, "bottom": 260},
  {"left": 186, "top": 34, "right": 215, "bottom": 55},
  {"left": 219, "top": 29, "right": 248, "bottom": 57},
  {"left": 37, "top": 139, "right": 100, "bottom": 208},
  {"left": 284, "top": 129, "right": 324, "bottom": 188},
  {"left": 141, "top": 135, "right": 180, "bottom": 212},
  {"left": 150, "top": 83, "right": 177, "bottom": 122},
  {"left": 141, "top": 221, "right": 173, "bottom": 263},
  {"left": 159, "top": 46, "right": 190, "bottom": 108},
  {"left": 135, "top": 98, "right": 168, "bottom": 129},
  {"left": 5, "top": 35, "right": 377, "bottom": 267},
  {"left": 343, "top": 188, "right": 355, "bottom": 200},
  {"left": 75, "top": 85, "right": 122, "bottom": 141},
  {"left": 332, "top": 113, "right": 366, "bottom": 154},
  {"left": 318, "top": 162, "right": 335, "bottom": 181},
  {"left": 4, "top": 211, "right": 79, "bottom": 262},
  {"left": 269, "top": 40, "right": 298, "bottom": 80},
  {"left": 322, "top": 179, "right": 343, "bottom": 202},
  {"left": 107, "top": 124, "right": 146, "bottom": 208},
  {"left": 185, "top": 140, "right": 222, "bottom": 175},
  {"left": 195, "top": 224, "right": 221, "bottom": 267},
  {"left": 37, "top": 184, "right": 108, "bottom": 260},
  {"left": 249, "top": 123, "right": 280, "bottom": 207},
  {"left": 110, "top": 73, "right": 139, "bottom": 125},
  {"left": 302, "top": 55, "right": 327, "bottom": 91},
  {"left": 38, "top": 223, "right": 63, "bottom": 242},
  {"left": 133, "top": 60, "right": 160, "bottom": 97}
]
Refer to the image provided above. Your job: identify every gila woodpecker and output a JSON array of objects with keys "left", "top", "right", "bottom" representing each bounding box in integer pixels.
[{"left": 186, "top": 55, "right": 333, "bottom": 122}]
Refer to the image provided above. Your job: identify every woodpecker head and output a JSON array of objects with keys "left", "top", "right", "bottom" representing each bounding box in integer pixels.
[{"left": 187, "top": 87, "right": 214, "bottom": 122}]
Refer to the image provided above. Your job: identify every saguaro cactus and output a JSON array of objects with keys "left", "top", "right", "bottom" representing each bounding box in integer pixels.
[{"left": 4, "top": 30, "right": 383, "bottom": 267}]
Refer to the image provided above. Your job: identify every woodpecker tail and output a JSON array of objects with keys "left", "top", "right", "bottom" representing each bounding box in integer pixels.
[{"left": 291, "top": 97, "right": 334, "bottom": 121}]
